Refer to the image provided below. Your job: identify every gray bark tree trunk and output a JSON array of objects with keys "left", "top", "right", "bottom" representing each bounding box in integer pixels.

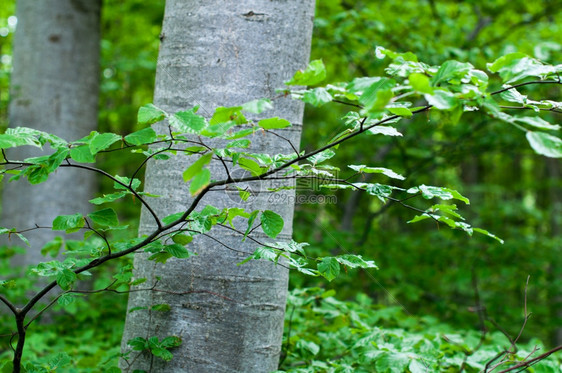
[
  {"left": 120, "top": 1, "right": 315, "bottom": 372},
  {"left": 1, "top": 0, "right": 100, "bottom": 267}
]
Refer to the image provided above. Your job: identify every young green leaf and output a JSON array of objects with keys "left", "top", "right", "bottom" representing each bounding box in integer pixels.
[
  {"left": 243, "top": 210, "right": 260, "bottom": 240},
  {"left": 189, "top": 168, "right": 211, "bottom": 196},
  {"left": 258, "top": 117, "right": 291, "bottom": 130},
  {"left": 431, "top": 60, "right": 473, "bottom": 86},
  {"left": 89, "top": 191, "right": 128, "bottom": 205},
  {"left": 424, "top": 90, "right": 458, "bottom": 110},
  {"left": 172, "top": 234, "right": 193, "bottom": 245},
  {"left": 89, "top": 132, "right": 122, "bottom": 155},
  {"left": 409, "top": 73, "right": 434, "bottom": 94},
  {"left": 260, "top": 210, "right": 284, "bottom": 238},
  {"left": 182, "top": 153, "right": 213, "bottom": 182},
  {"left": 368, "top": 126, "right": 403, "bottom": 137},
  {"left": 348, "top": 165, "right": 405, "bottom": 180},
  {"left": 242, "top": 98, "right": 273, "bottom": 114},
  {"left": 52, "top": 214, "right": 85, "bottom": 233},
  {"left": 148, "top": 252, "right": 173, "bottom": 263},
  {"left": 164, "top": 244, "right": 193, "bottom": 259},
  {"left": 170, "top": 107, "right": 207, "bottom": 133},
  {"left": 124, "top": 127, "right": 157, "bottom": 146},
  {"left": 69, "top": 145, "right": 96, "bottom": 163},
  {"left": 285, "top": 59, "right": 326, "bottom": 86},
  {"left": 88, "top": 208, "right": 119, "bottom": 227},
  {"left": 238, "top": 157, "right": 265, "bottom": 176},
  {"left": 318, "top": 257, "right": 340, "bottom": 281},
  {"left": 56, "top": 268, "right": 77, "bottom": 291},
  {"left": 41, "top": 236, "right": 64, "bottom": 257},
  {"left": 210, "top": 106, "right": 246, "bottom": 125},
  {"left": 388, "top": 107, "right": 413, "bottom": 118},
  {"left": 138, "top": 104, "right": 166, "bottom": 125},
  {"left": 302, "top": 87, "right": 333, "bottom": 106},
  {"left": 526, "top": 131, "right": 562, "bottom": 158}
]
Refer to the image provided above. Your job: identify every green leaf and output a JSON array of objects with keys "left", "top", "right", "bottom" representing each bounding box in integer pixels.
[
  {"left": 242, "top": 98, "right": 273, "bottom": 114},
  {"left": 387, "top": 107, "right": 412, "bottom": 117},
  {"left": 41, "top": 236, "right": 64, "bottom": 257},
  {"left": 238, "top": 246, "right": 279, "bottom": 266},
  {"left": 424, "top": 90, "right": 458, "bottom": 110},
  {"left": 114, "top": 175, "right": 141, "bottom": 191},
  {"left": 368, "top": 126, "right": 403, "bottom": 137},
  {"left": 172, "top": 234, "right": 193, "bottom": 245},
  {"left": 308, "top": 149, "right": 336, "bottom": 165},
  {"left": 151, "top": 347, "right": 173, "bottom": 362},
  {"left": 431, "top": 60, "right": 473, "bottom": 86},
  {"left": 487, "top": 53, "right": 528, "bottom": 73},
  {"left": 526, "top": 131, "right": 562, "bottom": 158},
  {"left": 514, "top": 116, "right": 560, "bottom": 130},
  {"left": 148, "top": 252, "right": 173, "bottom": 263},
  {"left": 160, "top": 336, "right": 182, "bottom": 348},
  {"left": 164, "top": 244, "right": 193, "bottom": 259},
  {"left": 408, "top": 185, "right": 470, "bottom": 204},
  {"left": 90, "top": 132, "right": 122, "bottom": 155},
  {"left": 375, "top": 352, "right": 410, "bottom": 373},
  {"left": 182, "top": 153, "right": 213, "bottom": 182},
  {"left": 189, "top": 168, "right": 211, "bottom": 196},
  {"left": 56, "top": 269, "right": 77, "bottom": 291},
  {"left": 409, "top": 73, "right": 433, "bottom": 94},
  {"left": 57, "top": 293, "right": 76, "bottom": 306},
  {"left": 128, "top": 337, "right": 148, "bottom": 351},
  {"left": 170, "top": 107, "right": 207, "bottom": 133},
  {"left": 89, "top": 191, "right": 128, "bottom": 205},
  {"left": 473, "top": 228, "right": 504, "bottom": 244},
  {"left": 365, "top": 183, "right": 394, "bottom": 202},
  {"left": 244, "top": 210, "right": 259, "bottom": 240},
  {"left": 88, "top": 208, "right": 119, "bottom": 227},
  {"left": 238, "top": 187, "right": 250, "bottom": 201},
  {"left": 162, "top": 212, "right": 184, "bottom": 225},
  {"left": 302, "top": 87, "right": 333, "bottom": 106},
  {"left": 238, "top": 157, "right": 265, "bottom": 176},
  {"left": 488, "top": 54, "right": 556, "bottom": 83},
  {"left": 210, "top": 106, "right": 246, "bottom": 125},
  {"left": 336, "top": 254, "right": 378, "bottom": 269},
  {"left": 52, "top": 214, "right": 85, "bottom": 233},
  {"left": 285, "top": 59, "right": 326, "bottom": 86},
  {"left": 151, "top": 304, "right": 171, "bottom": 312},
  {"left": 350, "top": 77, "right": 395, "bottom": 111},
  {"left": 69, "top": 145, "right": 96, "bottom": 163},
  {"left": 258, "top": 117, "right": 291, "bottom": 130},
  {"left": 48, "top": 353, "right": 71, "bottom": 370},
  {"left": 348, "top": 165, "right": 405, "bottom": 180},
  {"left": 0, "top": 133, "right": 41, "bottom": 149},
  {"left": 260, "top": 210, "right": 284, "bottom": 238},
  {"left": 124, "top": 127, "right": 157, "bottom": 146},
  {"left": 318, "top": 257, "right": 340, "bottom": 281},
  {"left": 138, "top": 104, "right": 166, "bottom": 125}
]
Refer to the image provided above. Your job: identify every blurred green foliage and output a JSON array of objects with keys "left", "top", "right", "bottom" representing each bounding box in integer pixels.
[
  {"left": 0, "top": 0, "right": 561, "bottom": 370},
  {"left": 294, "top": 0, "right": 562, "bottom": 347}
]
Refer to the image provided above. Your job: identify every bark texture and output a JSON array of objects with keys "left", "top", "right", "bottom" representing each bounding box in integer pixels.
[
  {"left": 1, "top": 0, "right": 100, "bottom": 267},
  {"left": 120, "top": 1, "right": 315, "bottom": 372}
]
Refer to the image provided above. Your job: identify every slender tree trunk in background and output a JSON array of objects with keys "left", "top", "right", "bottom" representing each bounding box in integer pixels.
[
  {"left": 1, "top": 0, "right": 100, "bottom": 267},
  {"left": 120, "top": 1, "right": 315, "bottom": 371},
  {"left": 545, "top": 158, "right": 562, "bottom": 345}
]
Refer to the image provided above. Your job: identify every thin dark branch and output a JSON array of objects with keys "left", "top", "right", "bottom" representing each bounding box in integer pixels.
[
  {"left": 265, "top": 129, "right": 300, "bottom": 156},
  {"left": 129, "top": 142, "right": 173, "bottom": 184},
  {"left": 495, "top": 345, "right": 562, "bottom": 373},
  {"left": 0, "top": 294, "right": 18, "bottom": 314},
  {"left": 490, "top": 80, "right": 561, "bottom": 96}
]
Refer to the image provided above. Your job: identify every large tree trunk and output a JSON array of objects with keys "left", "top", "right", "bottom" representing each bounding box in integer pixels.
[
  {"left": 120, "top": 1, "right": 315, "bottom": 372},
  {"left": 1, "top": 0, "right": 100, "bottom": 267}
]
